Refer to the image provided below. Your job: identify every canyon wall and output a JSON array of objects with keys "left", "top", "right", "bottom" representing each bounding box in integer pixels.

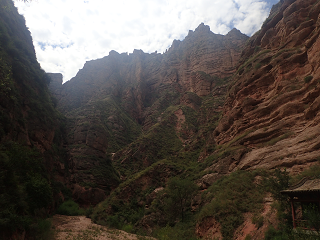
[{"left": 50, "top": 23, "right": 248, "bottom": 198}]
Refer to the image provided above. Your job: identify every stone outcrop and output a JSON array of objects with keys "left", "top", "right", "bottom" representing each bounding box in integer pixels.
[
  {"left": 196, "top": 217, "right": 223, "bottom": 240},
  {"left": 214, "top": 0, "right": 320, "bottom": 172},
  {"left": 48, "top": 73, "right": 63, "bottom": 101}
]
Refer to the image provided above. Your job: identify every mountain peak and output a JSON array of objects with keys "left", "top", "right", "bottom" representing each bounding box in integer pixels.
[
  {"left": 194, "top": 22, "right": 211, "bottom": 33},
  {"left": 226, "top": 28, "right": 248, "bottom": 38}
]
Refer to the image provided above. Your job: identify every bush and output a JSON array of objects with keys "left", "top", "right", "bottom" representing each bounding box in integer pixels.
[
  {"left": 254, "top": 63, "right": 262, "bottom": 69},
  {"left": 122, "top": 224, "right": 134, "bottom": 233},
  {"left": 85, "top": 205, "right": 94, "bottom": 218},
  {"left": 304, "top": 75, "right": 313, "bottom": 83},
  {"left": 264, "top": 225, "right": 288, "bottom": 240},
  {"left": 153, "top": 222, "right": 199, "bottom": 240},
  {"left": 56, "top": 200, "right": 84, "bottom": 216},
  {"left": 93, "top": 198, "right": 145, "bottom": 230},
  {"left": 0, "top": 143, "right": 54, "bottom": 234},
  {"left": 252, "top": 214, "right": 264, "bottom": 229},
  {"left": 30, "top": 219, "right": 54, "bottom": 240},
  {"left": 26, "top": 175, "right": 53, "bottom": 213}
]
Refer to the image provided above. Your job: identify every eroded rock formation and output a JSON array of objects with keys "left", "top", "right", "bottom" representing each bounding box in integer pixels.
[
  {"left": 50, "top": 24, "right": 248, "bottom": 198},
  {"left": 214, "top": 0, "right": 320, "bottom": 172}
]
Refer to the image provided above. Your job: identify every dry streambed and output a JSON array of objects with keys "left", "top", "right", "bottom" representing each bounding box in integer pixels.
[{"left": 52, "top": 215, "right": 155, "bottom": 240}]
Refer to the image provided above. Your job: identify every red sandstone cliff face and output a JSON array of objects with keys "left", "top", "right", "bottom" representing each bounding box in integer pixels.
[
  {"left": 56, "top": 24, "right": 247, "bottom": 122},
  {"left": 214, "top": 0, "right": 320, "bottom": 173},
  {"left": 49, "top": 24, "right": 248, "bottom": 200},
  {"left": 47, "top": 0, "right": 320, "bottom": 238}
]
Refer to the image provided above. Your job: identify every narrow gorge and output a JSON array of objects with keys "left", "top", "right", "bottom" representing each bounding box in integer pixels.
[{"left": 1, "top": 0, "right": 320, "bottom": 239}]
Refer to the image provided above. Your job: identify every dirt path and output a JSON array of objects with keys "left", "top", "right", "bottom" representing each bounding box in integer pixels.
[{"left": 51, "top": 215, "right": 155, "bottom": 240}]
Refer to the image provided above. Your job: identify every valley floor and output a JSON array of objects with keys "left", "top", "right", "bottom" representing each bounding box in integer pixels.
[{"left": 51, "top": 215, "right": 155, "bottom": 240}]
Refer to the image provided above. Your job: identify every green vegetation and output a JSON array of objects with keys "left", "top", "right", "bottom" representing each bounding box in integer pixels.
[
  {"left": 94, "top": 97, "right": 142, "bottom": 152},
  {"left": 0, "top": 1, "right": 69, "bottom": 239},
  {"left": 143, "top": 89, "right": 181, "bottom": 127},
  {"left": 113, "top": 106, "right": 184, "bottom": 176},
  {"left": 263, "top": 166, "right": 320, "bottom": 240},
  {"left": 68, "top": 96, "right": 142, "bottom": 154},
  {"left": 93, "top": 197, "right": 145, "bottom": 229},
  {"left": 56, "top": 200, "right": 85, "bottom": 216},
  {"left": 291, "top": 164, "right": 320, "bottom": 183},
  {"left": 304, "top": 75, "right": 313, "bottom": 83},
  {"left": 164, "top": 178, "right": 198, "bottom": 222},
  {"left": 198, "top": 170, "right": 266, "bottom": 240},
  {"left": 237, "top": 49, "right": 271, "bottom": 74},
  {"left": 254, "top": 62, "right": 262, "bottom": 69},
  {"left": 263, "top": 131, "right": 294, "bottom": 147},
  {"left": 252, "top": 213, "right": 264, "bottom": 229},
  {"left": 272, "top": 47, "right": 300, "bottom": 60},
  {"left": 0, "top": 143, "right": 54, "bottom": 238},
  {"left": 153, "top": 222, "right": 199, "bottom": 240}
]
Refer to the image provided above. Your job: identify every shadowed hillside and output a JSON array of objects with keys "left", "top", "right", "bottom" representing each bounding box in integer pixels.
[{"left": 0, "top": 0, "right": 69, "bottom": 239}]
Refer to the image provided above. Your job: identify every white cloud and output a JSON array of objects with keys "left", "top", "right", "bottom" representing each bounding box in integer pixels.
[{"left": 14, "top": 0, "right": 279, "bottom": 82}]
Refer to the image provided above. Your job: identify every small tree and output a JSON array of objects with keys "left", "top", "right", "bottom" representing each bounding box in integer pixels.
[
  {"left": 265, "top": 168, "right": 292, "bottom": 236},
  {"left": 267, "top": 169, "right": 290, "bottom": 206},
  {"left": 303, "top": 204, "right": 320, "bottom": 232},
  {"left": 164, "top": 177, "right": 198, "bottom": 222}
]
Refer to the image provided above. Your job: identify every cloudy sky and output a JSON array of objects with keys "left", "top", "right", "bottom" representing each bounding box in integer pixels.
[{"left": 14, "top": 0, "right": 280, "bottom": 82}]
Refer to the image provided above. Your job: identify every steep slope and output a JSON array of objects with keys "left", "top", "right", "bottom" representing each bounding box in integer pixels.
[
  {"left": 0, "top": 0, "right": 68, "bottom": 238},
  {"left": 214, "top": 0, "right": 320, "bottom": 173},
  {"left": 50, "top": 24, "right": 248, "bottom": 197}
]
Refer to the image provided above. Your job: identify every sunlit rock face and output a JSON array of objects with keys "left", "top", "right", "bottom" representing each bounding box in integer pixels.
[{"left": 214, "top": 0, "right": 320, "bottom": 173}]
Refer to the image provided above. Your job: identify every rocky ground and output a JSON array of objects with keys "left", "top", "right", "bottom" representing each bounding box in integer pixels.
[{"left": 52, "top": 215, "right": 155, "bottom": 240}]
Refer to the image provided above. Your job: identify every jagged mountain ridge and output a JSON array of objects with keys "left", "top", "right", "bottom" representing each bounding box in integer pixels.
[
  {"left": 49, "top": 23, "right": 248, "bottom": 203},
  {"left": 54, "top": 23, "right": 247, "bottom": 120}
]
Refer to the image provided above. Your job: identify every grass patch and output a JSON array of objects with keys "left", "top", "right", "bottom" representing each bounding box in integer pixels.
[
  {"left": 263, "top": 132, "right": 294, "bottom": 146},
  {"left": 237, "top": 49, "right": 271, "bottom": 74}
]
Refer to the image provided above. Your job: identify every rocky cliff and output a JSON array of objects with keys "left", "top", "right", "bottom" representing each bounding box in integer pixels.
[
  {"left": 214, "top": 0, "right": 320, "bottom": 173},
  {"left": 50, "top": 24, "right": 248, "bottom": 200},
  {"left": 0, "top": 0, "right": 68, "bottom": 239},
  {"left": 2, "top": 0, "right": 320, "bottom": 238},
  {"left": 78, "top": 0, "right": 320, "bottom": 239}
]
